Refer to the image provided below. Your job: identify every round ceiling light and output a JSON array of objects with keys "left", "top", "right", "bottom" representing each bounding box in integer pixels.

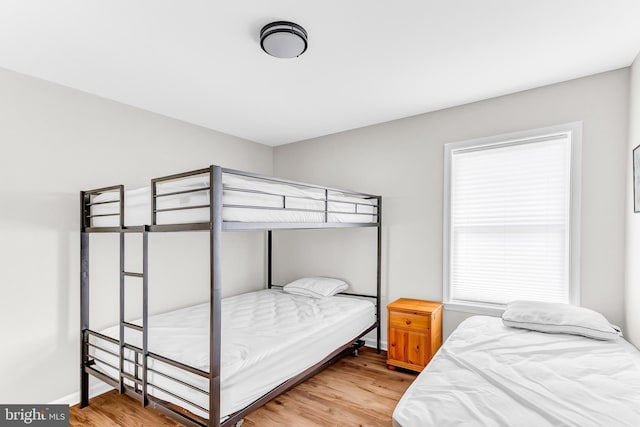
[{"left": 260, "top": 21, "right": 308, "bottom": 59}]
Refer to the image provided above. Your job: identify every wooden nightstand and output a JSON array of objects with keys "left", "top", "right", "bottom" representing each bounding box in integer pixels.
[{"left": 387, "top": 298, "right": 442, "bottom": 372}]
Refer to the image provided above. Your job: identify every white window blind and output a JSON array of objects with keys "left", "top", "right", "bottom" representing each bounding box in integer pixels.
[{"left": 444, "top": 125, "right": 580, "bottom": 311}]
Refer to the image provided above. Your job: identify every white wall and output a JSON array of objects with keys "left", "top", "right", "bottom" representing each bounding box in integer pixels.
[
  {"left": 1, "top": 62, "right": 633, "bottom": 404},
  {"left": 0, "top": 67, "right": 273, "bottom": 403},
  {"left": 625, "top": 54, "right": 640, "bottom": 348},
  {"left": 274, "top": 69, "right": 630, "bottom": 343}
]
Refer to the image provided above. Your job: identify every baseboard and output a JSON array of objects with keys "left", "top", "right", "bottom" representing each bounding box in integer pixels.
[
  {"left": 363, "top": 337, "right": 388, "bottom": 351},
  {"left": 50, "top": 382, "right": 113, "bottom": 406}
]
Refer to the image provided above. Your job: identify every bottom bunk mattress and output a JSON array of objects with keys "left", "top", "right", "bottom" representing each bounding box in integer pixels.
[
  {"left": 393, "top": 315, "right": 640, "bottom": 427},
  {"left": 90, "top": 289, "right": 376, "bottom": 420}
]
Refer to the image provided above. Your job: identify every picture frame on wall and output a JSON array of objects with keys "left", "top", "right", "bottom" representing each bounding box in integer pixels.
[{"left": 635, "top": 144, "right": 640, "bottom": 213}]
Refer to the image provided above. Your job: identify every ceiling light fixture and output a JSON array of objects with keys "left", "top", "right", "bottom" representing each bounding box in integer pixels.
[{"left": 260, "top": 21, "right": 308, "bottom": 59}]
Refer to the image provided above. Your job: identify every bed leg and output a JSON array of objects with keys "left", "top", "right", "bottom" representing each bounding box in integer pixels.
[
  {"left": 351, "top": 339, "right": 365, "bottom": 357},
  {"left": 80, "top": 369, "right": 89, "bottom": 407}
]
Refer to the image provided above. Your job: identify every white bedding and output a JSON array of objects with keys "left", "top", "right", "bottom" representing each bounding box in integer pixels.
[
  {"left": 393, "top": 315, "right": 640, "bottom": 427},
  {"left": 90, "top": 289, "right": 375, "bottom": 420},
  {"left": 90, "top": 173, "right": 378, "bottom": 226}
]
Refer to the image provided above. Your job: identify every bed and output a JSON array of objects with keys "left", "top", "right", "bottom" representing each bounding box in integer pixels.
[
  {"left": 89, "top": 172, "right": 378, "bottom": 226},
  {"left": 393, "top": 315, "right": 640, "bottom": 427},
  {"left": 80, "top": 165, "right": 382, "bottom": 427},
  {"left": 89, "top": 289, "right": 375, "bottom": 420}
]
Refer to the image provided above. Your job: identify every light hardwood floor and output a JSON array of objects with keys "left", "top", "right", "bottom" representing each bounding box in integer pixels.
[{"left": 70, "top": 348, "right": 416, "bottom": 426}]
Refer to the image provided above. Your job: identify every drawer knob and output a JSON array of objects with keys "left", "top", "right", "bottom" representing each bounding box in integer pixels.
[{"left": 405, "top": 320, "right": 412, "bottom": 325}]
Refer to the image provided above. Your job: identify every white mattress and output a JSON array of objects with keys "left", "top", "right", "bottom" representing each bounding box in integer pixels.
[
  {"left": 393, "top": 315, "right": 640, "bottom": 427},
  {"left": 90, "top": 173, "right": 378, "bottom": 226},
  {"left": 90, "top": 289, "right": 375, "bottom": 420}
]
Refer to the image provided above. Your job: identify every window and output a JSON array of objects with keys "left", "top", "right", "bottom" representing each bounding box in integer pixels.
[{"left": 443, "top": 123, "right": 581, "bottom": 314}]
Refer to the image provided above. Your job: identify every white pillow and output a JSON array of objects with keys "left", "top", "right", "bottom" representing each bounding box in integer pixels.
[
  {"left": 502, "top": 300, "right": 621, "bottom": 340},
  {"left": 282, "top": 277, "right": 348, "bottom": 298}
]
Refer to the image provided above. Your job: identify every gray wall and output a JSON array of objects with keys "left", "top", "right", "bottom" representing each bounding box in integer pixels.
[
  {"left": 626, "top": 54, "right": 640, "bottom": 348},
  {"left": 274, "top": 69, "right": 630, "bottom": 344},
  {"left": 0, "top": 68, "right": 273, "bottom": 403}
]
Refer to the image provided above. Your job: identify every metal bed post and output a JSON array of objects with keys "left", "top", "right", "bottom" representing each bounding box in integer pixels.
[
  {"left": 210, "top": 166, "right": 223, "bottom": 427},
  {"left": 80, "top": 190, "right": 90, "bottom": 408},
  {"left": 119, "top": 186, "right": 126, "bottom": 397},
  {"left": 118, "top": 232, "right": 125, "bottom": 394},
  {"left": 376, "top": 196, "right": 382, "bottom": 354},
  {"left": 324, "top": 189, "right": 328, "bottom": 223},
  {"left": 267, "top": 230, "right": 272, "bottom": 289},
  {"left": 142, "top": 229, "right": 149, "bottom": 406},
  {"left": 80, "top": 230, "right": 90, "bottom": 407}
]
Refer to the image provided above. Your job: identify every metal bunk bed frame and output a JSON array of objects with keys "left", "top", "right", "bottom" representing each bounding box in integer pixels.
[{"left": 80, "top": 165, "right": 382, "bottom": 427}]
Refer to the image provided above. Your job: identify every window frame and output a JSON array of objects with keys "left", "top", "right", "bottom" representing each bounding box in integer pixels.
[{"left": 442, "top": 122, "right": 582, "bottom": 316}]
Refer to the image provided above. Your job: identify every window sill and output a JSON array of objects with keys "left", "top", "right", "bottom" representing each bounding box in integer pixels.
[{"left": 444, "top": 301, "right": 506, "bottom": 317}]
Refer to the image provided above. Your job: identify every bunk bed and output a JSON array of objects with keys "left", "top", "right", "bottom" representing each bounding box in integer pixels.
[{"left": 80, "top": 165, "right": 382, "bottom": 427}]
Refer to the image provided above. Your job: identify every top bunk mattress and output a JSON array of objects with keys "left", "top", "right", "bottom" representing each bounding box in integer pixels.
[
  {"left": 90, "top": 289, "right": 376, "bottom": 420},
  {"left": 89, "top": 173, "right": 378, "bottom": 227},
  {"left": 392, "top": 315, "right": 640, "bottom": 427}
]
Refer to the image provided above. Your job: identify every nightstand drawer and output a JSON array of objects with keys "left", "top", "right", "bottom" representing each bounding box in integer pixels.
[{"left": 389, "top": 311, "right": 429, "bottom": 331}]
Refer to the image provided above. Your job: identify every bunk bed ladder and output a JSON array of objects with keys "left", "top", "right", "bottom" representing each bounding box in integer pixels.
[{"left": 119, "top": 228, "right": 149, "bottom": 407}]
